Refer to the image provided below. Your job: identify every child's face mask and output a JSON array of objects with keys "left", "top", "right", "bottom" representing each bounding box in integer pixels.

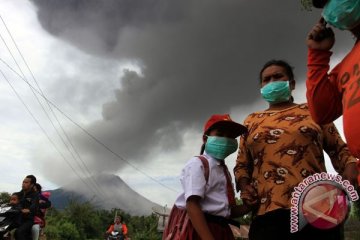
[
  {"left": 205, "top": 136, "right": 238, "bottom": 160},
  {"left": 322, "top": 0, "right": 360, "bottom": 30}
]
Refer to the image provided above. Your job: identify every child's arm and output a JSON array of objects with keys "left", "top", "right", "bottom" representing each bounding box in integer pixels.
[
  {"left": 186, "top": 196, "right": 215, "bottom": 240},
  {"left": 230, "top": 204, "right": 252, "bottom": 218}
]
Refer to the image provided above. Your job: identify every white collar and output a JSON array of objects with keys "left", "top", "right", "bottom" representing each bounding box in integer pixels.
[{"left": 203, "top": 152, "right": 225, "bottom": 166}]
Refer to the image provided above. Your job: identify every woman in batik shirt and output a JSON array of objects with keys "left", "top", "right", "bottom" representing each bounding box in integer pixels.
[{"left": 234, "top": 59, "right": 358, "bottom": 240}]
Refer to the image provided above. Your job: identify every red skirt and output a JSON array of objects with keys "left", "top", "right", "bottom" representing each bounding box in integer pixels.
[
  {"left": 357, "top": 160, "right": 360, "bottom": 186},
  {"left": 163, "top": 205, "right": 235, "bottom": 240}
]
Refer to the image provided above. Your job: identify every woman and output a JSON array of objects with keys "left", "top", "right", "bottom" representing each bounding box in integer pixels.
[
  {"left": 106, "top": 216, "right": 128, "bottom": 240},
  {"left": 32, "top": 183, "right": 51, "bottom": 240},
  {"left": 234, "top": 60, "right": 357, "bottom": 240},
  {"left": 163, "top": 114, "right": 250, "bottom": 240}
]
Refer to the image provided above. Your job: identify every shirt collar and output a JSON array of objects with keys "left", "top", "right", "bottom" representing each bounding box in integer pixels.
[{"left": 203, "top": 152, "right": 225, "bottom": 166}]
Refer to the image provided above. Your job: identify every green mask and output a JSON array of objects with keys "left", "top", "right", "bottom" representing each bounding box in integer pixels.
[
  {"left": 322, "top": 0, "right": 360, "bottom": 30},
  {"left": 260, "top": 81, "right": 291, "bottom": 104},
  {"left": 205, "top": 136, "right": 238, "bottom": 160}
]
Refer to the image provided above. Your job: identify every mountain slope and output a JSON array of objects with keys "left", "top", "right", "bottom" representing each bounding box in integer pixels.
[{"left": 49, "top": 174, "right": 161, "bottom": 216}]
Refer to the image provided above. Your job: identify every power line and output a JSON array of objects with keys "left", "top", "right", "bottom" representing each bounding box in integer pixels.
[
  {"left": 0, "top": 59, "right": 177, "bottom": 193},
  {"left": 0, "top": 31, "right": 108, "bottom": 200},
  {"left": 0, "top": 16, "right": 108, "bottom": 199},
  {"left": 0, "top": 15, "right": 106, "bottom": 197},
  {"left": 0, "top": 13, "right": 114, "bottom": 198},
  {"left": 0, "top": 13, "right": 178, "bottom": 194},
  {"left": 0, "top": 38, "right": 177, "bottom": 195},
  {"left": 0, "top": 68, "right": 102, "bottom": 198}
]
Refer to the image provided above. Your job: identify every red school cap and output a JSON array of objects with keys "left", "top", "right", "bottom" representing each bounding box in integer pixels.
[{"left": 204, "top": 114, "right": 247, "bottom": 137}]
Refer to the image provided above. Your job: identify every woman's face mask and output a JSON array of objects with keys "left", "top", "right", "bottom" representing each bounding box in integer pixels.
[
  {"left": 260, "top": 80, "right": 291, "bottom": 104},
  {"left": 322, "top": 0, "right": 360, "bottom": 30},
  {"left": 205, "top": 136, "right": 238, "bottom": 160}
]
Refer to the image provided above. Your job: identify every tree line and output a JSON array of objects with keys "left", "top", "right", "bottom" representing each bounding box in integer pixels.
[{"left": 1, "top": 192, "right": 161, "bottom": 240}]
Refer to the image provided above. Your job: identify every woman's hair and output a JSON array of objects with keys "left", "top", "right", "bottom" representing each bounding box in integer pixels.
[
  {"left": 34, "top": 183, "right": 42, "bottom": 192},
  {"left": 259, "top": 59, "right": 295, "bottom": 84},
  {"left": 259, "top": 59, "right": 295, "bottom": 102},
  {"left": 200, "top": 143, "right": 205, "bottom": 154}
]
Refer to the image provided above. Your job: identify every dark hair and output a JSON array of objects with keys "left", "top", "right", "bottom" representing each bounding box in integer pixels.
[
  {"left": 259, "top": 59, "right": 295, "bottom": 103},
  {"left": 26, "top": 175, "right": 37, "bottom": 185},
  {"left": 11, "top": 192, "right": 21, "bottom": 199},
  {"left": 200, "top": 143, "right": 205, "bottom": 154},
  {"left": 259, "top": 59, "right": 295, "bottom": 84},
  {"left": 34, "top": 183, "right": 42, "bottom": 192},
  {"left": 312, "top": 0, "right": 328, "bottom": 8},
  {"left": 115, "top": 215, "right": 123, "bottom": 223}
]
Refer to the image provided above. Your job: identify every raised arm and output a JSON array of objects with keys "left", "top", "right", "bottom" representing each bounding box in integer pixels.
[{"left": 306, "top": 18, "right": 343, "bottom": 124}]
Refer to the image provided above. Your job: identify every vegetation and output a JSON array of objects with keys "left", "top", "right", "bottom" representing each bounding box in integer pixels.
[
  {"left": 41, "top": 197, "right": 252, "bottom": 240},
  {"left": 44, "top": 201, "right": 161, "bottom": 240},
  {"left": 1, "top": 190, "right": 359, "bottom": 239},
  {"left": 344, "top": 200, "right": 360, "bottom": 240},
  {"left": 352, "top": 198, "right": 360, "bottom": 221},
  {"left": 0, "top": 192, "right": 11, "bottom": 204},
  {"left": 234, "top": 198, "right": 252, "bottom": 225},
  {"left": 300, "top": 0, "right": 313, "bottom": 11}
]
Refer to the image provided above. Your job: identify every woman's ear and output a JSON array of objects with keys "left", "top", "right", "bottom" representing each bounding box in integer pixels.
[
  {"left": 290, "top": 79, "right": 296, "bottom": 90},
  {"left": 202, "top": 135, "right": 207, "bottom": 143}
]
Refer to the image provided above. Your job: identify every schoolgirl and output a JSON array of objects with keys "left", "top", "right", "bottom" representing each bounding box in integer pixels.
[{"left": 163, "top": 114, "right": 250, "bottom": 240}]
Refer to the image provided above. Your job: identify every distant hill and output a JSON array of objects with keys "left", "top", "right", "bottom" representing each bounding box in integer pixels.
[{"left": 48, "top": 174, "right": 161, "bottom": 216}]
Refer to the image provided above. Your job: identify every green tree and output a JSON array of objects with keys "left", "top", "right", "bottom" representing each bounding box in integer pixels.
[
  {"left": 58, "top": 221, "right": 81, "bottom": 240},
  {"left": 0, "top": 192, "right": 11, "bottom": 204},
  {"left": 45, "top": 220, "right": 81, "bottom": 240},
  {"left": 44, "top": 224, "right": 60, "bottom": 239},
  {"left": 64, "top": 200, "right": 103, "bottom": 239},
  {"left": 300, "top": 0, "right": 313, "bottom": 11},
  {"left": 44, "top": 200, "right": 161, "bottom": 240},
  {"left": 127, "top": 214, "right": 160, "bottom": 240},
  {"left": 352, "top": 199, "right": 360, "bottom": 221},
  {"left": 45, "top": 200, "right": 103, "bottom": 240}
]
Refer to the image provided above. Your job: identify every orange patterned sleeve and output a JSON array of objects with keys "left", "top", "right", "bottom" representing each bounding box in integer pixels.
[{"left": 234, "top": 134, "right": 253, "bottom": 192}]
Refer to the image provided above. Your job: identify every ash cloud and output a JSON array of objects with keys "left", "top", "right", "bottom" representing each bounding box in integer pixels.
[{"left": 29, "top": 0, "right": 354, "bottom": 182}]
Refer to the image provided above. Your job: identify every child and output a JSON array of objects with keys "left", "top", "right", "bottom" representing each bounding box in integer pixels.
[
  {"left": 9, "top": 192, "right": 21, "bottom": 207},
  {"left": 3, "top": 192, "right": 22, "bottom": 240},
  {"left": 163, "top": 114, "right": 252, "bottom": 240}
]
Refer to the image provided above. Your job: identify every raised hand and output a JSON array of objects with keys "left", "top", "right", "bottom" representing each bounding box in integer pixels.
[{"left": 307, "top": 17, "right": 335, "bottom": 51}]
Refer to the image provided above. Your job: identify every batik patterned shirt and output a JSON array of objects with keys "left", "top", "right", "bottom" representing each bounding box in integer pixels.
[{"left": 234, "top": 103, "right": 357, "bottom": 216}]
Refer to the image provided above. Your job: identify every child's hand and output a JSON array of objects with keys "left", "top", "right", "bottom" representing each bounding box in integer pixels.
[
  {"left": 342, "top": 162, "right": 359, "bottom": 189},
  {"left": 230, "top": 203, "right": 253, "bottom": 218},
  {"left": 240, "top": 184, "right": 258, "bottom": 206},
  {"left": 21, "top": 209, "right": 30, "bottom": 214}
]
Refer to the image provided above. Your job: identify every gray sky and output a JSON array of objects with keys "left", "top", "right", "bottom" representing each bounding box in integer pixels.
[{"left": 0, "top": 0, "right": 354, "bottom": 207}]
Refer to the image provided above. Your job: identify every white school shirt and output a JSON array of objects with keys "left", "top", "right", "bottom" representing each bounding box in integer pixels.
[{"left": 174, "top": 152, "right": 231, "bottom": 218}]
